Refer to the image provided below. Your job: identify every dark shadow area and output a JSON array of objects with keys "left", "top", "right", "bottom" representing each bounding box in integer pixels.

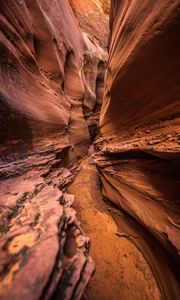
[{"left": 0, "top": 94, "right": 33, "bottom": 162}]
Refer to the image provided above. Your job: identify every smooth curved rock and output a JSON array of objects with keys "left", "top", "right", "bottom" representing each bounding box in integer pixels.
[
  {"left": 0, "top": 0, "right": 108, "bottom": 177},
  {"left": 0, "top": 1, "right": 108, "bottom": 299},
  {"left": 99, "top": 0, "right": 180, "bottom": 270}
]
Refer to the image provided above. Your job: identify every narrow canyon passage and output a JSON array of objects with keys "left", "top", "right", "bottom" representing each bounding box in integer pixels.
[
  {"left": 0, "top": 1, "right": 180, "bottom": 300},
  {"left": 68, "top": 157, "right": 179, "bottom": 300},
  {"left": 68, "top": 158, "right": 161, "bottom": 300}
]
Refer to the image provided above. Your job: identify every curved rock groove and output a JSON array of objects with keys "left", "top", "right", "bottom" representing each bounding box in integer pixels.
[{"left": 0, "top": 1, "right": 179, "bottom": 299}]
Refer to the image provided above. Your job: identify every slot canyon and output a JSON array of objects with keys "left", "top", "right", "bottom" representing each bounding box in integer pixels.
[{"left": 0, "top": 0, "right": 179, "bottom": 299}]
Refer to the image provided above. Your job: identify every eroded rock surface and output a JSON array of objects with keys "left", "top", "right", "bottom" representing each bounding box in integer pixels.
[
  {"left": 0, "top": 0, "right": 108, "bottom": 178},
  {"left": 1, "top": 0, "right": 180, "bottom": 299},
  {"left": 97, "top": 1, "right": 180, "bottom": 298},
  {"left": 0, "top": 1, "right": 108, "bottom": 299},
  {"left": 0, "top": 180, "right": 94, "bottom": 300}
]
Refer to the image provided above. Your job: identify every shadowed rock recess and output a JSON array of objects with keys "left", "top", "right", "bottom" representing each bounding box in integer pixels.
[{"left": 0, "top": 1, "right": 179, "bottom": 300}]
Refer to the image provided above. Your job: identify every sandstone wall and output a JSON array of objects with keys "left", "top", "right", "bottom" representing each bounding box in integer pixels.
[
  {"left": 99, "top": 0, "right": 180, "bottom": 270},
  {"left": 0, "top": 0, "right": 108, "bottom": 178},
  {"left": 0, "top": 2, "right": 109, "bottom": 299}
]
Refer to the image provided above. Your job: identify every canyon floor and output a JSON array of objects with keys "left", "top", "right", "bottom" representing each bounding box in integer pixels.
[{"left": 69, "top": 158, "right": 162, "bottom": 300}]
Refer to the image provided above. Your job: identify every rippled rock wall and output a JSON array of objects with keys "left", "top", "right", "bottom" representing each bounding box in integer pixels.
[
  {"left": 0, "top": 0, "right": 108, "bottom": 177},
  {"left": 99, "top": 0, "right": 180, "bottom": 266},
  {"left": 0, "top": 1, "right": 109, "bottom": 299}
]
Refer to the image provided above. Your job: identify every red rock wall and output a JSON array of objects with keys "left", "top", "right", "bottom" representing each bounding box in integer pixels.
[
  {"left": 99, "top": 0, "right": 180, "bottom": 271},
  {"left": 0, "top": 0, "right": 108, "bottom": 178},
  {"left": 0, "top": 2, "right": 109, "bottom": 299}
]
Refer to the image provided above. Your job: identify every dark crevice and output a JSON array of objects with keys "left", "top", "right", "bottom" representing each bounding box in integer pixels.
[{"left": 103, "top": 150, "right": 161, "bottom": 161}]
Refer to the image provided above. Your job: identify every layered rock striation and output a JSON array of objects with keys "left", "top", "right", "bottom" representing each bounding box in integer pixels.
[
  {"left": 0, "top": 0, "right": 108, "bottom": 178},
  {"left": 1, "top": 0, "right": 180, "bottom": 299},
  {"left": 0, "top": 1, "right": 109, "bottom": 299},
  {"left": 96, "top": 0, "right": 180, "bottom": 297}
]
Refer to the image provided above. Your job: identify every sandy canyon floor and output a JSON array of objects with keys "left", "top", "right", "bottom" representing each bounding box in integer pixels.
[{"left": 69, "top": 158, "right": 162, "bottom": 300}]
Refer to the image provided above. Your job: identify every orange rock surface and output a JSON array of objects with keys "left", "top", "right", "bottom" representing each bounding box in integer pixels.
[
  {"left": 96, "top": 1, "right": 180, "bottom": 298},
  {"left": 0, "top": 1, "right": 108, "bottom": 299},
  {"left": 0, "top": 0, "right": 180, "bottom": 299},
  {"left": 0, "top": 0, "right": 108, "bottom": 176}
]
